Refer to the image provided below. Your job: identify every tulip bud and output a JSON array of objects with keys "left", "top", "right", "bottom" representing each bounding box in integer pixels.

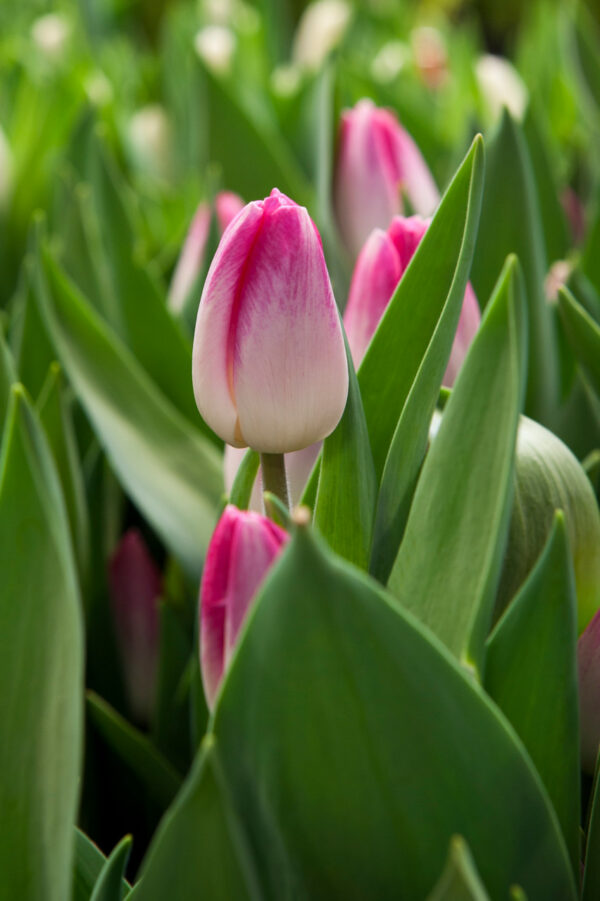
[
  {"left": 168, "top": 191, "right": 244, "bottom": 314},
  {"left": 292, "top": 0, "right": 352, "bottom": 73},
  {"left": 578, "top": 611, "right": 600, "bottom": 772},
  {"left": 334, "top": 99, "right": 439, "bottom": 258},
  {"left": 127, "top": 105, "right": 173, "bottom": 181},
  {"left": 200, "top": 505, "right": 288, "bottom": 707},
  {"left": 495, "top": 417, "right": 600, "bottom": 634},
  {"left": 194, "top": 25, "right": 236, "bottom": 75},
  {"left": 475, "top": 55, "right": 528, "bottom": 124},
  {"left": 108, "top": 530, "right": 162, "bottom": 724},
  {"left": 343, "top": 215, "right": 480, "bottom": 384},
  {"left": 31, "top": 13, "right": 70, "bottom": 62},
  {"left": 192, "top": 188, "right": 348, "bottom": 453},
  {"left": 224, "top": 441, "right": 321, "bottom": 512}
]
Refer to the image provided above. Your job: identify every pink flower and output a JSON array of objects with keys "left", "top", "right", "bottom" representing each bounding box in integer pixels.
[
  {"left": 108, "top": 530, "right": 162, "bottom": 724},
  {"left": 192, "top": 188, "right": 348, "bottom": 453},
  {"left": 224, "top": 441, "right": 321, "bottom": 512},
  {"left": 333, "top": 98, "right": 439, "bottom": 258},
  {"left": 200, "top": 505, "right": 288, "bottom": 708},
  {"left": 168, "top": 191, "right": 244, "bottom": 313},
  {"left": 343, "top": 215, "right": 480, "bottom": 385},
  {"left": 579, "top": 610, "right": 600, "bottom": 773}
]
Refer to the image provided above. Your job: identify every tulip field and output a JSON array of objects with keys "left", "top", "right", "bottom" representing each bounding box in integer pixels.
[{"left": 4, "top": 0, "right": 600, "bottom": 898}]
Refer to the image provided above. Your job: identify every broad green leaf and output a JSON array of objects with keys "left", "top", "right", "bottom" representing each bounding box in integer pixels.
[
  {"left": 426, "top": 836, "right": 490, "bottom": 900},
  {"left": 357, "top": 134, "right": 484, "bottom": 478},
  {"left": 90, "top": 836, "right": 132, "bottom": 901},
  {"left": 388, "top": 256, "right": 526, "bottom": 672},
  {"left": 313, "top": 342, "right": 376, "bottom": 568},
  {"left": 229, "top": 449, "right": 260, "bottom": 510},
  {"left": 87, "top": 692, "right": 182, "bottom": 811},
  {"left": 86, "top": 137, "right": 208, "bottom": 435},
  {"left": 135, "top": 737, "right": 261, "bottom": 901},
  {"left": 10, "top": 254, "right": 56, "bottom": 399},
  {"left": 570, "top": 4, "right": 600, "bottom": 118},
  {"left": 559, "top": 286, "right": 600, "bottom": 407},
  {"left": 34, "top": 247, "right": 222, "bottom": 576},
  {"left": 582, "top": 190, "right": 600, "bottom": 297},
  {"left": 470, "top": 111, "right": 558, "bottom": 427},
  {"left": 214, "top": 524, "right": 575, "bottom": 900},
  {"left": 485, "top": 514, "right": 580, "bottom": 875},
  {"left": 0, "top": 327, "right": 17, "bottom": 431},
  {"left": 0, "top": 386, "right": 83, "bottom": 900},
  {"left": 73, "top": 830, "right": 125, "bottom": 901},
  {"left": 37, "top": 362, "right": 90, "bottom": 583},
  {"left": 583, "top": 750, "right": 600, "bottom": 901}
]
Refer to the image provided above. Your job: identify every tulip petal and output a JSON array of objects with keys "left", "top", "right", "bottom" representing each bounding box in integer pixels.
[
  {"left": 396, "top": 126, "right": 440, "bottom": 217},
  {"left": 443, "top": 282, "right": 481, "bottom": 386}
]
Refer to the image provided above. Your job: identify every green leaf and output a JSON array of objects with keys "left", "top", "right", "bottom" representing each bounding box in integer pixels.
[
  {"left": 10, "top": 254, "right": 56, "bottom": 399},
  {"left": 87, "top": 692, "right": 182, "bottom": 811},
  {"left": 0, "top": 386, "right": 83, "bottom": 900},
  {"left": 152, "top": 602, "right": 193, "bottom": 773},
  {"left": 73, "top": 830, "right": 115, "bottom": 901},
  {"left": 357, "top": 134, "right": 484, "bottom": 478},
  {"left": 90, "top": 836, "right": 132, "bottom": 901},
  {"left": 229, "top": 449, "right": 260, "bottom": 510},
  {"left": 583, "top": 750, "right": 600, "bottom": 901},
  {"left": 426, "top": 836, "right": 491, "bottom": 900},
  {"left": 470, "top": 111, "right": 558, "bottom": 427},
  {"left": 213, "top": 524, "right": 576, "bottom": 900},
  {"left": 559, "top": 285, "right": 600, "bottom": 406},
  {"left": 313, "top": 342, "right": 376, "bottom": 568},
  {"left": 34, "top": 246, "right": 222, "bottom": 576},
  {"left": 134, "top": 737, "right": 261, "bottom": 901},
  {"left": 37, "top": 362, "right": 90, "bottom": 583},
  {"left": 522, "top": 108, "right": 569, "bottom": 264},
  {"left": 388, "top": 256, "right": 526, "bottom": 672},
  {"left": 0, "top": 327, "right": 17, "bottom": 432},
  {"left": 86, "top": 138, "right": 207, "bottom": 435},
  {"left": 485, "top": 513, "right": 580, "bottom": 876}
]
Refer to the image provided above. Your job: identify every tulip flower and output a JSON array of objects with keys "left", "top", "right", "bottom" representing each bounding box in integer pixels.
[
  {"left": 168, "top": 191, "right": 244, "bottom": 313},
  {"left": 292, "top": 0, "right": 352, "bottom": 73},
  {"left": 200, "top": 505, "right": 289, "bottom": 708},
  {"left": 224, "top": 441, "right": 321, "bottom": 512},
  {"left": 343, "top": 215, "right": 480, "bottom": 384},
  {"left": 475, "top": 55, "right": 528, "bottom": 124},
  {"left": 579, "top": 611, "right": 600, "bottom": 773},
  {"left": 334, "top": 99, "right": 439, "bottom": 258},
  {"left": 108, "top": 530, "right": 162, "bottom": 724},
  {"left": 192, "top": 187, "right": 348, "bottom": 462}
]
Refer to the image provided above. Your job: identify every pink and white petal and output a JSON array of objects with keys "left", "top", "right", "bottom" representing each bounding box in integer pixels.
[
  {"left": 396, "top": 126, "right": 440, "bottom": 217},
  {"left": 168, "top": 203, "right": 211, "bottom": 313},
  {"left": 215, "top": 191, "right": 245, "bottom": 233},
  {"left": 388, "top": 215, "right": 430, "bottom": 269},
  {"left": 233, "top": 203, "right": 348, "bottom": 452},
  {"left": 443, "top": 282, "right": 481, "bottom": 387},
  {"left": 192, "top": 201, "right": 264, "bottom": 446}
]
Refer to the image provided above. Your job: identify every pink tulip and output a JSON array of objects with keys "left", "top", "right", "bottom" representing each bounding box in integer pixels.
[
  {"left": 192, "top": 188, "right": 348, "bottom": 453},
  {"left": 108, "top": 530, "right": 162, "bottom": 724},
  {"left": 224, "top": 441, "right": 321, "bottom": 512},
  {"left": 200, "top": 505, "right": 289, "bottom": 707},
  {"left": 343, "top": 215, "right": 481, "bottom": 385},
  {"left": 579, "top": 609, "right": 600, "bottom": 772},
  {"left": 168, "top": 191, "right": 244, "bottom": 313},
  {"left": 333, "top": 98, "right": 439, "bottom": 258}
]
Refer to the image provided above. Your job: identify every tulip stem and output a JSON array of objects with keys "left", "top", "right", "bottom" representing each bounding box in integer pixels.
[{"left": 260, "top": 453, "right": 290, "bottom": 510}]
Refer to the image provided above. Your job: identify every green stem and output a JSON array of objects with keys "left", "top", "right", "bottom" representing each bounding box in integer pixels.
[{"left": 260, "top": 453, "right": 290, "bottom": 510}]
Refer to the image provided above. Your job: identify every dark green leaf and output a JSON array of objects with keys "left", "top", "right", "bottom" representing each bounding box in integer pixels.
[
  {"left": 90, "top": 836, "right": 132, "bottom": 901},
  {"left": 559, "top": 286, "right": 600, "bottom": 405},
  {"left": 583, "top": 750, "right": 600, "bottom": 901},
  {"left": 213, "top": 524, "right": 575, "bottom": 900},
  {"left": 134, "top": 737, "right": 261, "bottom": 901},
  {"left": 522, "top": 108, "right": 569, "bottom": 264},
  {"left": 0, "top": 386, "right": 83, "bottom": 899},
  {"left": 0, "top": 327, "right": 17, "bottom": 432},
  {"left": 358, "top": 134, "right": 484, "bottom": 478},
  {"left": 486, "top": 513, "right": 580, "bottom": 875},
  {"left": 229, "top": 449, "right": 260, "bottom": 510},
  {"left": 388, "top": 256, "right": 526, "bottom": 673}
]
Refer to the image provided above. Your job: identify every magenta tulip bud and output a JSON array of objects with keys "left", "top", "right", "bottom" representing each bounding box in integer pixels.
[
  {"left": 578, "top": 611, "right": 600, "bottom": 773},
  {"left": 168, "top": 191, "right": 245, "bottom": 314},
  {"left": 343, "top": 215, "right": 480, "bottom": 384},
  {"left": 192, "top": 188, "right": 348, "bottom": 453},
  {"left": 108, "top": 530, "right": 162, "bottom": 724},
  {"left": 224, "top": 441, "right": 321, "bottom": 512},
  {"left": 333, "top": 99, "right": 439, "bottom": 258},
  {"left": 200, "top": 505, "right": 289, "bottom": 708}
]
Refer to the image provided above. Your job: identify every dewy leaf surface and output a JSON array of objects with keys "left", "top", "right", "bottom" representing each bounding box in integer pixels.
[
  {"left": 357, "top": 134, "right": 484, "bottom": 478},
  {"left": 213, "top": 525, "right": 575, "bottom": 901},
  {"left": 34, "top": 246, "right": 222, "bottom": 575},
  {"left": 485, "top": 514, "right": 580, "bottom": 876},
  {"left": 388, "top": 256, "right": 526, "bottom": 673},
  {"left": 0, "top": 386, "right": 83, "bottom": 900}
]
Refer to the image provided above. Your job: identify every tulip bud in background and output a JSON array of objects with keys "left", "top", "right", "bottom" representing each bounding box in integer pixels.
[
  {"left": 292, "top": 0, "right": 352, "bottom": 73},
  {"left": 194, "top": 25, "right": 236, "bottom": 75},
  {"left": 475, "top": 55, "right": 528, "bottom": 124},
  {"left": 334, "top": 99, "right": 439, "bottom": 258},
  {"left": 168, "top": 191, "right": 244, "bottom": 314},
  {"left": 200, "top": 505, "right": 288, "bottom": 708},
  {"left": 109, "top": 530, "right": 162, "bottom": 724},
  {"left": 31, "top": 13, "right": 70, "bottom": 62},
  {"left": 495, "top": 416, "right": 600, "bottom": 634},
  {"left": 343, "top": 215, "right": 480, "bottom": 384},
  {"left": 224, "top": 441, "right": 321, "bottom": 512},
  {"left": 126, "top": 105, "right": 173, "bottom": 182},
  {"left": 561, "top": 187, "right": 586, "bottom": 247},
  {"left": 578, "top": 611, "right": 600, "bottom": 772},
  {"left": 411, "top": 27, "right": 449, "bottom": 90},
  {"left": 192, "top": 188, "right": 348, "bottom": 453}
]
